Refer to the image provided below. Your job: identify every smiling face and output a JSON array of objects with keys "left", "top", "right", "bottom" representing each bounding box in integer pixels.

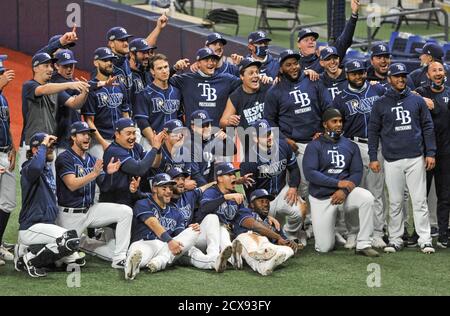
[
  {"left": 319, "top": 55, "right": 340, "bottom": 75},
  {"left": 323, "top": 116, "right": 343, "bottom": 134},
  {"left": 150, "top": 59, "right": 170, "bottom": 83},
  {"left": 240, "top": 65, "right": 260, "bottom": 92},
  {"left": 95, "top": 59, "right": 114, "bottom": 77},
  {"left": 388, "top": 74, "right": 407, "bottom": 92},
  {"left": 251, "top": 197, "right": 271, "bottom": 218},
  {"left": 346, "top": 70, "right": 367, "bottom": 89},
  {"left": 173, "top": 175, "right": 186, "bottom": 195},
  {"left": 280, "top": 57, "right": 300, "bottom": 81},
  {"left": 427, "top": 61, "right": 446, "bottom": 86},
  {"left": 115, "top": 127, "right": 137, "bottom": 150},
  {"left": 153, "top": 184, "right": 174, "bottom": 205},
  {"left": 197, "top": 57, "right": 218, "bottom": 76},
  {"left": 34, "top": 62, "right": 54, "bottom": 82},
  {"left": 371, "top": 55, "right": 390, "bottom": 76},
  {"left": 207, "top": 41, "right": 224, "bottom": 58}
]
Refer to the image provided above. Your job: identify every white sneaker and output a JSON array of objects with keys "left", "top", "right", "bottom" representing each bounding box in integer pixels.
[
  {"left": 298, "top": 230, "right": 308, "bottom": 247},
  {"left": 305, "top": 225, "right": 314, "bottom": 239},
  {"left": 146, "top": 259, "right": 159, "bottom": 273},
  {"left": 335, "top": 232, "right": 347, "bottom": 246},
  {"left": 231, "top": 239, "right": 243, "bottom": 270},
  {"left": 0, "top": 259, "right": 5, "bottom": 266},
  {"left": 372, "top": 237, "right": 387, "bottom": 249},
  {"left": 259, "top": 253, "right": 286, "bottom": 276},
  {"left": 0, "top": 245, "right": 13, "bottom": 261},
  {"left": 344, "top": 234, "right": 357, "bottom": 249},
  {"left": 248, "top": 247, "right": 276, "bottom": 260},
  {"left": 420, "top": 243, "right": 435, "bottom": 254},
  {"left": 214, "top": 245, "right": 232, "bottom": 273},
  {"left": 124, "top": 250, "right": 142, "bottom": 281}
]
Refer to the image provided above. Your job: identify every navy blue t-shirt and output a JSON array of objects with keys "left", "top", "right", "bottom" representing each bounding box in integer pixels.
[
  {"left": 229, "top": 84, "right": 270, "bottom": 129},
  {"left": 171, "top": 188, "right": 203, "bottom": 227}
]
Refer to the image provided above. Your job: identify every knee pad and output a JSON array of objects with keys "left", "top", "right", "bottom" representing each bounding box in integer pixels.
[{"left": 56, "top": 230, "right": 80, "bottom": 256}]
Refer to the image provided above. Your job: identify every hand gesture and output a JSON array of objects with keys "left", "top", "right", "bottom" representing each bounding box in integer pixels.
[
  {"left": 304, "top": 69, "right": 319, "bottom": 81},
  {"left": 42, "top": 135, "right": 57, "bottom": 147},
  {"left": 153, "top": 129, "right": 168, "bottom": 149},
  {"left": 60, "top": 24, "right": 78, "bottom": 47},
  {"left": 71, "top": 79, "right": 90, "bottom": 94},
  {"left": 188, "top": 223, "right": 201, "bottom": 232},
  {"left": 224, "top": 193, "right": 244, "bottom": 204},
  {"left": 106, "top": 157, "right": 121, "bottom": 174},
  {"left": 351, "top": 0, "right": 360, "bottom": 15},
  {"left": 184, "top": 179, "right": 197, "bottom": 190},
  {"left": 286, "top": 138, "right": 299, "bottom": 153},
  {"left": 0, "top": 70, "right": 15, "bottom": 89},
  {"left": 97, "top": 76, "right": 119, "bottom": 88},
  {"left": 174, "top": 58, "right": 191, "bottom": 71},
  {"left": 157, "top": 13, "right": 169, "bottom": 29},
  {"left": 129, "top": 176, "right": 141, "bottom": 193},
  {"left": 230, "top": 54, "right": 243, "bottom": 65},
  {"left": 238, "top": 173, "right": 255, "bottom": 188},
  {"left": 189, "top": 61, "right": 200, "bottom": 73},
  {"left": 259, "top": 75, "right": 273, "bottom": 85},
  {"left": 267, "top": 216, "right": 281, "bottom": 231},
  {"left": 425, "top": 157, "right": 435, "bottom": 171},
  {"left": 93, "top": 159, "right": 104, "bottom": 176}
]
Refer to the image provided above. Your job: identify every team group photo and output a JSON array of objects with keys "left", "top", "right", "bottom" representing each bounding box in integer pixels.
[{"left": 1, "top": 0, "right": 450, "bottom": 296}]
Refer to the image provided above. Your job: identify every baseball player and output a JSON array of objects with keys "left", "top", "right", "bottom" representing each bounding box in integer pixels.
[
  {"left": 166, "top": 167, "right": 233, "bottom": 272},
  {"left": 366, "top": 42, "right": 391, "bottom": 87},
  {"left": 332, "top": 60, "right": 386, "bottom": 249},
  {"left": 99, "top": 118, "right": 166, "bottom": 207},
  {"left": 368, "top": 63, "right": 436, "bottom": 254},
  {"left": 264, "top": 49, "right": 332, "bottom": 201},
  {"left": 124, "top": 173, "right": 200, "bottom": 280},
  {"left": 129, "top": 38, "right": 156, "bottom": 106},
  {"left": 246, "top": 31, "right": 279, "bottom": 79},
  {"left": 134, "top": 54, "right": 182, "bottom": 151},
  {"left": 303, "top": 108, "right": 379, "bottom": 256},
  {"left": 37, "top": 27, "right": 78, "bottom": 57},
  {"left": 81, "top": 47, "right": 130, "bottom": 159},
  {"left": 16, "top": 133, "right": 82, "bottom": 277},
  {"left": 240, "top": 119, "right": 307, "bottom": 242},
  {"left": 55, "top": 121, "right": 133, "bottom": 269},
  {"left": 169, "top": 47, "right": 241, "bottom": 127},
  {"left": 318, "top": 46, "right": 348, "bottom": 100},
  {"left": 232, "top": 189, "right": 298, "bottom": 276},
  {"left": 297, "top": 0, "right": 359, "bottom": 74},
  {"left": 205, "top": 33, "right": 239, "bottom": 76},
  {"left": 0, "top": 57, "right": 16, "bottom": 264},
  {"left": 407, "top": 43, "right": 450, "bottom": 89},
  {"left": 413, "top": 60, "right": 450, "bottom": 248}
]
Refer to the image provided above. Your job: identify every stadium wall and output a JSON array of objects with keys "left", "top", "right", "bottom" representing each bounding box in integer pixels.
[{"left": 0, "top": 0, "right": 284, "bottom": 71}]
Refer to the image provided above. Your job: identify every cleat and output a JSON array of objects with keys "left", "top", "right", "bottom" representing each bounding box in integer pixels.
[
  {"left": 420, "top": 243, "right": 435, "bottom": 254},
  {"left": 111, "top": 259, "right": 126, "bottom": 269},
  {"left": 23, "top": 254, "right": 47, "bottom": 278},
  {"left": 125, "top": 250, "right": 142, "bottom": 280},
  {"left": 372, "top": 237, "right": 387, "bottom": 249},
  {"left": 344, "top": 234, "right": 357, "bottom": 250},
  {"left": 0, "top": 245, "right": 14, "bottom": 261},
  {"left": 231, "top": 239, "right": 243, "bottom": 270},
  {"left": 384, "top": 243, "right": 403, "bottom": 253},
  {"left": 355, "top": 247, "right": 380, "bottom": 257},
  {"left": 214, "top": 245, "right": 232, "bottom": 273}
]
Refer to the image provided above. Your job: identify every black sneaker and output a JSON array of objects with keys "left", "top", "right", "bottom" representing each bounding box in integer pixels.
[
  {"left": 431, "top": 227, "right": 439, "bottom": 238},
  {"left": 407, "top": 230, "right": 419, "bottom": 248},
  {"left": 23, "top": 256, "right": 47, "bottom": 278},
  {"left": 384, "top": 243, "right": 403, "bottom": 253},
  {"left": 437, "top": 235, "right": 448, "bottom": 249},
  {"left": 402, "top": 228, "right": 409, "bottom": 245},
  {"left": 112, "top": 259, "right": 126, "bottom": 269}
]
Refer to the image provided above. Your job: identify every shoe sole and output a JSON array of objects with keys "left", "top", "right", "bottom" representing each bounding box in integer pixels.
[
  {"left": 125, "top": 250, "right": 142, "bottom": 280},
  {"left": 146, "top": 260, "right": 158, "bottom": 273},
  {"left": 421, "top": 248, "right": 435, "bottom": 254},
  {"left": 356, "top": 249, "right": 380, "bottom": 257},
  {"left": 248, "top": 248, "right": 276, "bottom": 261},
  {"left": 437, "top": 242, "right": 447, "bottom": 249},
  {"left": 232, "top": 240, "right": 243, "bottom": 270},
  {"left": 384, "top": 248, "right": 397, "bottom": 253},
  {"left": 215, "top": 246, "right": 232, "bottom": 273},
  {"left": 23, "top": 258, "right": 46, "bottom": 278},
  {"left": 261, "top": 253, "right": 286, "bottom": 276}
]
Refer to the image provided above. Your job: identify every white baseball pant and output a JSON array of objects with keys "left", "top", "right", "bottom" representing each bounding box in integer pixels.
[
  {"left": 270, "top": 185, "right": 303, "bottom": 240},
  {"left": 309, "top": 187, "right": 375, "bottom": 252},
  {"left": 384, "top": 156, "right": 432, "bottom": 247},
  {"left": 0, "top": 151, "right": 16, "bottom": 213},
  {"left": 56, "top": 203, "right": 133, "bottom": 263}
]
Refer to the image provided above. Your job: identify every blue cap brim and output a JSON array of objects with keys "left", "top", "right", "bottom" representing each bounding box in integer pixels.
[
  {"left": 71, "top": 127, "right": 96, "bottom": 134},
  {"left": 251, "top": 193, "right": 275, "bottom": 202},
  {"left": 58, "top": 60, "right": 78, "bottom": 65}
]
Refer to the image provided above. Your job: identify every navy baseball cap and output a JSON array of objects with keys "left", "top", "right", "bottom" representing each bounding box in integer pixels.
[
  {"left": 129, "top": 38, "right": 156, "bottom": 52},
  {"left": 167, "top": 167, "right": 189, "bottom": 179},
  {"left": 115, "top": 118, "right": 136, "bottom": 132},
  {"left": 55, "top": 49, "right": 78, "bottom": 65},
  {"left": 190, "top": 110, "right": 213, "bottom": 125},
  {"left": 415, "top": 42, "right": 444, "bottom": 60},
  {"left": 322, "top": 108, "right": 342, "bottom": 122},
  {"left": 215, "top": 162, "right": 240, "bottom": 177},
  {"left": 163, "top": 119, "right": 186, "bottom": 133},
  {"left": 29, "top": 132, "right": 47, "bottom": 147},
  {"left": 238, "top": 57, "right": 262, "bottom": 73},
  {"left": 344, "top": 59, "right": 366, "bottom": 73},
  {"left": 387, "top": 63, "right": 409, "bottom": 76},
  {"left": 320, "top": 46, "right": 338, "bottom": 60},
  {"left": 0, "top": 55, "right": 6, "bottom": 72},
  {"left": 70, "top": 121, "right": 96, "bottom": 135},
  {"left": 152, "top": 173, "right": 177, "bottom": 187},
  {"left": 49, "top": 34, "right": 76, "bottom": 48},
  {"left": 370, "top": 42, "right": 391, "bottom": 57},
  {"left": 94, "top": 47, "right": 117, "bottom": 61},
  {"left": 206, "top": 33, "right": 227, "bottom": 46},
  {"left": 252, "top": 119, "right": 272, "bottom": 136},
  {"left": 279, "top": 49, "right": 300, "bottom": 65},
  {"left": 32, "top": 53, "right": 56, "bottom": 68},
  {"left": 196, "top": 47, "right": 220, "bottom": 61},
  {"left": 107, "top": 27, "right": 133, "bottom": 41},
  {"left": 250, "top": 189, "right": 275, "bottom": 202},
  {"left": 297, "top": 28, "right": 319, "bottom": 42},
  {"left": 248, "top": 31, "right": 272, "bottom": 44}
]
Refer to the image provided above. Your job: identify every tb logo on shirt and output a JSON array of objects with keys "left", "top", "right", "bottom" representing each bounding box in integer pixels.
[
  {"left": 198, "top": 83, "right": 217, "bottom": 101},
  {"left": 392, "top": 105, "right": 411, "bottom": 131},
  {"left": 289, "top": 90, "right": 311, "bottom": 107},
  {"left": 328, "top": 150, "right": 345, "bottom": 168}
]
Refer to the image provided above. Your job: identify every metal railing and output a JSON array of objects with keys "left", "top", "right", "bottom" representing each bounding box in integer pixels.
[{"left": 290, "top": 7, "right": 449, "bottom": 50}]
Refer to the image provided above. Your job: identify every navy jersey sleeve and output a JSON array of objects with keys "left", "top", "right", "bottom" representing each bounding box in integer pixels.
[
  {"left": 120, "top": 148, "right": 158, "bottom": 176},
  {"left": 133, "top": 90, "right": 150, "bottom": 130},
  {"left": 134, "top": 199, "right": 156, "bottom": 224},
  {"left": 24, "top": 81, "right": 41, "bottom": 101},
  {"left": 303, "top": 141, "right": 340, "bottom": 188},
  {"left": 419, "top": 97, "right": 437, "bottom": 157},
  {"left": 21, "top": 145, "right": 47, "bottom": 183},
  {"left": 57, "top": 90, "right": 71, "bottom": 107},
  {"left": 332, "top": 14, "right": 358, "bottom": 60},
  {"left": 232, "top": 207, "right": 254, "bottom": 228},
  {"left": 172, "top": 211, "right": 187, "bottom": 236},
  {"left": 317, "top": 81, "right": 332, "bottom": 112},
  {"left": 197, "top": 187, "right": 226, "bottom": 221},
  {"left": 119, "top": 84, "right": 130, "bottom": 114},
  {"left": 55, "top": 153, "right": 76, "bottom": 179},
  {"left": 169, "top": 74, "right": 185, "bottom": 90},
  {"left": 81, "top": 91, "right": 97, "bottom": 116},
  {"left": 37, "top": 39, "right": 63, "bottom": 56},
  {"left": 284, "top": 142, "right": 301, "bottom": 188},
  {"left": 348, "top": 142, "right": 363, "bottom": 186},
  {"left": 368, "top": 99, "right": 382, "bottom": 162},
  {"left": 264, "top": 87, "right": 280, "bottom": 129}
]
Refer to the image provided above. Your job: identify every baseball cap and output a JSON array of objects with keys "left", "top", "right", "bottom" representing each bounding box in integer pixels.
[
  {"left": 107, "top": 27, "right": 133, "bottom": 41},
  {"left": 248, "top": 31, "right": 272, "bottom": 44},
  {"left": 152, "top": 173, "right": 177, "bottom": 187},
  {"left": 129, "top": 38, "right": 156, "bottom": 52},
  {"left": 344, "top": 59, "right": 366, "bottom": 73},
  {"left": 215, "top": 162, "right": 240, "bottom": 177},
  {"left": 163, "top": 119, "right": 186, "bottom": 134},
  {"left": 415, "top": 42, "right": 444, "bottom": 60},
  {"left": 322, "top": 108, "right": 342, "bottom": 122},
  {"left": 249, "top": 189, "right": 275, "bottom": 203},
  {"left": 297, "top": 28, "right": 319, "bottom": 42},
  {"left": 320, "top": 46, "right": 338, "bottom": 60},
  {"left": 252, "top": 119, "right": 272, "bottom": 136},
  {"left": 238, "top": 57, "right": 262, "bottom": 73},
  {"left": 167, "top": 167, "right": 189, "bottom": 179},
  {"left": 196, "top": 47, "right": 220, "bottom": 61},
  {"left": 370, "top": 42, "right": 391, "bottom": 57},
  {"left": 49, "top": 34, "right": 76, "bottom": 48},
  {"left": 387, "top": 63, "right": 409, "bottom": 76},
  {"left": 32, "top": 53, "right": 56, "bottom": 68},
  {"left": 94, "top": 47, "right": 117, "bottom": 61},
  {"left": 29, "top": 132, "right": 47, "bottom": 147},
  {"left": 55, "top": 49, "right": 78, "bottom": 66},
  {"left": 190, "top": 110, "right": 213, "bottom": 125},
  {"left": 206, "top": 33, "right": 227, "bottom": 46},
  {"left": 278, "top": 49, "right": 300, "bottom": 66},
  {"left": 70, "top": 121, "right": 96, "bottom": 135},
  {"left": 0, "top": 55, "right": 6, "bottom": 72},
  {"left": 115, "top": 118, "right": 136, "bottom": 132}
]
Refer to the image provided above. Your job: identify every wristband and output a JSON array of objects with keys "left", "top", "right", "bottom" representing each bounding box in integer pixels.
[{"left": 160, "top": 231, "right": 173, "bottom": 243}]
